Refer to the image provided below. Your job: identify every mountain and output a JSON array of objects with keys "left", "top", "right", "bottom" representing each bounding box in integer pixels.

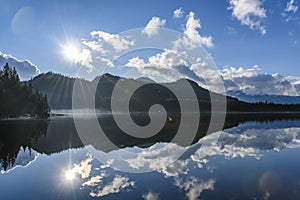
[
  {"left": 31, "top": 72, "right": 300, "bottom": 113},
  {"left": 135, "top": 77, "right": 156, "bottom": 83},
  {"left": 227, "top": 90, "right": 300, "bottom": 104},
  {"left": 32, "top": 72, "right": 92, "bottom": 109},
  {"left": 0, "top": 52, "right": 40, "bottom": 80},
  {"left": 31, "top": 72, "right": 232, "bottom": 110}
]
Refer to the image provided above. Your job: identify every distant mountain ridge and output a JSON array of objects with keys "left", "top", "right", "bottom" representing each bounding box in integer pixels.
[{"left": 227, "top": 90, "right": 300, "bottom": 104}]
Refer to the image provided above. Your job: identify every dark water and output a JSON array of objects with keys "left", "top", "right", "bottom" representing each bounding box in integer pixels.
[{"left": 1, "top": 114, "right": 300, "bottom": 200}]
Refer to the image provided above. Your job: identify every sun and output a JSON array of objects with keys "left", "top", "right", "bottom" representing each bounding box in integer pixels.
[
  {"left": 65, "top": 169, "right": 76, "bottom": 180},
  {"left": 61, "top": 43, "right": 81, "bottom": 61}
]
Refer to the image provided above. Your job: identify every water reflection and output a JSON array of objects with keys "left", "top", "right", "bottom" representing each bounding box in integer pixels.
[
  {"left": 1, "top": 115, "right": 300, "bottom": 199},
  {"left": 0, "top": 115, "right": 300, "bottom": 173},
  {"left": 0, "top": 119, "right": 48, "bottom": 171}
]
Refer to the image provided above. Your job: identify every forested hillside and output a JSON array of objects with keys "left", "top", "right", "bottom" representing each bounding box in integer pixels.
[{"left": 0, "top": 63, "right": 50, "bottom": 118}]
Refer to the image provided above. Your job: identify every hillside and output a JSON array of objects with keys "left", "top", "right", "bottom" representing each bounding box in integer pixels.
[
  {"left": 31, "top": 72, "right": 300, "bottom": 113},
  {"left": 0, "top": 63, "right": 49, "bottom": 118}
]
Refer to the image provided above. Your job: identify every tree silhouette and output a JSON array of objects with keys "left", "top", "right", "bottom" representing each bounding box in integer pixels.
[{"left": 0, "top": 63, "right": 50, "bottom": 118}]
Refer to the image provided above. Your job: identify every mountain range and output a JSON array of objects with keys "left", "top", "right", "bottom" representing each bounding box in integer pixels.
[
  {"left": 31, "top": 72, "right": 300, "bottom": 113},
  {"left": 226, "top": 90, "right": 300, "bottom": 104}
]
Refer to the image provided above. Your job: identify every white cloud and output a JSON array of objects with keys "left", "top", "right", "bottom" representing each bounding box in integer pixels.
[
  {"left": 173, "top": 8, "right": 184, "bottom": 18},
  {"left": 126, "top": 143, "right": 188, "bottom": 177},
  {"left": 125, "top": 49, "right": 226, "bottom": 92},
  {"left": 75, "top": 49, "right": 95, "bottom": 73},
  {"left": 78, "top": 30, "right": 135, "bottom": 75},
  {"left": 82, "top": 40, "right": 107, "bottom": 54},
  {"left": 142, "top": 17, "right": 166, "bottom": 37},
  {"left": 191, "top": 126, "right": 300, "bottom": 164},
  {"left": 228, "top": 0, "right": 267, "bottom": 35},
  {"left": 0, "top": 51, "right": 40, "bottom": 80},
  {"left": 72, "top": 154, "right": 93, "bottom": 179},
  {"left": 285, "top": 0, "right": 298, "bottom": 13},
  {"left": 185, "top": 12, "right": 214, "bottom": 47},
  {"left": 174, "top": 12, "right": 214, "bottom": 48},
  {"left": 91, "top": 31, "right": 135, "bottom": 52},
  {"left": 118, "top": 123, "right": 300, "bottom": 178},
  {"left": 125, "top": 49, "right": 186, "bottom": 82},
  {"left": 282, "top": 0, "right": 299, "bottom": 22},
  {"left": 220, "top": 65, "right": 298, "bottom": 96},
  {"left": 125, "top": 49, "right": 188, "bottom": 70},
  {"left": 142, "top": 191, "right": 160, "bottom": 200},
  {"left": 286, "top": 76, "right": 300, "bottom": 94},
  {"left": 90, "top": 175, "right": 135, "bottom": 197},
  {"left": 82, "top": 175, "right": 104, "bottom": 187},
  {"left": 175, "top": 177, "right": 215, "bottom": 200},
  {"left": 125, "top": 49, "right": 208, "bottom": 84},
  {"left": 126, "top": 52, "right": 299, "bottom": 96}
]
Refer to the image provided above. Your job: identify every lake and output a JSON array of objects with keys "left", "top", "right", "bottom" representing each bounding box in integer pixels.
[{"left": 1, "top": 114, "right": 300, "bottom": 199}]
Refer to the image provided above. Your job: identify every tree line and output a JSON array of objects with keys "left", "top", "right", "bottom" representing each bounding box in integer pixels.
[{"left": 0, "top": 63, "right": 50, "bottom": 118}]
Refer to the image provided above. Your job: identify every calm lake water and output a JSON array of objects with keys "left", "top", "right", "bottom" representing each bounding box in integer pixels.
[{"left": 1, "top": 114, "right": 300, "bottom": 200}]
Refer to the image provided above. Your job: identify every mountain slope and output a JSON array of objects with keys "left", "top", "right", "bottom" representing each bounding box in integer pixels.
[
  {"left": 31, "top": 72, "right": 300, "bottom": 113},
  {"left": 227, "top": 90, "right": 300, "bottom": 104}
]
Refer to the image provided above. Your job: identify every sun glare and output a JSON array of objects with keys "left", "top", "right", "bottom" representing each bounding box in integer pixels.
[
  {"left": 65, "top": 169, "right": 76, "bottom": 180},
  {"left": 61, "top": 43, "right": 80, "bottom": 61}
]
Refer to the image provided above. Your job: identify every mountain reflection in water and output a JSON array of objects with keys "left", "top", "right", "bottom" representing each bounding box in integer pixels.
[
  {"left": 1, "top": 113, "right": 300, "bottom": 170},
  {"left": 1, "top": 114, "right": 300, "bottom": 199}
]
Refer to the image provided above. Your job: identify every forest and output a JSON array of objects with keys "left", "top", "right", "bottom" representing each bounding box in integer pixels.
[{"left": 0, "top": 63, "right": 50, "bottom": 118}]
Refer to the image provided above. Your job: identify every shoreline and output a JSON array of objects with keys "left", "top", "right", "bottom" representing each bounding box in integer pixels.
[{"left": 1, "top": 111, "right": 300, "bottom": 121}]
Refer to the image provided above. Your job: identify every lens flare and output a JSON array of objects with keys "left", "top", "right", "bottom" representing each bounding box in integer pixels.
[
  {"left": 65, "top": 169, "right": 75, "bottom": 180},
  {"left": 61, "top": 43, "right": 80, "bottom": 61}
]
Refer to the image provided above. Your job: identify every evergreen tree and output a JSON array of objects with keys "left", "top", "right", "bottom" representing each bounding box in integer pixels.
[{"left": 0, "top": 63, "right": 50, "bottom": 118}]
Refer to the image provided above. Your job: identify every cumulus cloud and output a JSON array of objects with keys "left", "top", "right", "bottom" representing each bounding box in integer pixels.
[
  {"left": 191, "top": 125, "right": 300, "bottom": 164},
  {"left": 175, "top": 177, "right": 215, "bottom": 200},
  {"left": 174, "top": 12, "right": 214, "bottom": 48},
  {"left": 286, "top": 75, "right": 300, "bottom": 94},
  {"left": 82, "top": 40, "right": 107, "bottom": 54},
  {"left": 126, "top": 143, "right": 188, "bottom": 177},
  {"left": 125, "top": 49, "right": 188, "bottom": 69},
  {"left": 82, "top": 175, "right": 105, "bottom": 187},
  {"left": 282, "top": 0, "right": 299, "bottom": 22},
  {"left": 185, "top": 12, "right": 214, "bottom": 47},
  {"left": 173, "top": 8, "right": 184, "bottom": 18},
  {"left": 78, "top": 12, "right": 214, "bottom": 76},
  {"left": 125, "top": 49, "right": 208, "bottom": 84},
  {"left": 125, "top": 49, "right": 190, "bottom": 82},
  {"left": 228, "top": 0, "right": 267, "bottom": 35},
  {"left": 70, "top": 154, "right": 93, "bottom": 179},
  {"left": 121, "top": 121, "right": 300, "bottom": 179},
  {"left": 91, "top": 31, "right": 135, "bottom": 52},
  {"left": 285, "top": 0, "right": 298, "bottom": 13},
  {"left": 0, "top": 51, "right": 40, "bottom": 80},
  {"left": 142, "top": 17, "right": 166, "bottom": 37},
  {"left": 220, "top": 65, "right": 298, "bottom": 96},
  {"left": 126, "top": 51, "right": 298, "bottom": 96},
  {"left": 142, "top": 191, "right": 160, "bottom": 200},
  {"left": 90, "top": 175, "right": 135, "bottom": 197},
  {"left": 77, "top": 30, "right": 135, "bottom": 75},
  {"left": 75, "top": 49, "right": 95, "bottom": 73}
]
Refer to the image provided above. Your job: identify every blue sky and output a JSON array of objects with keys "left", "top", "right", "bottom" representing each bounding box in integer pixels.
[{"left": 0, "top": 0, "right": 300, "bottom": 77}]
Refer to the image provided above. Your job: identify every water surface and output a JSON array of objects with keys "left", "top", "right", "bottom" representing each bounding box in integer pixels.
[{"left": 1, "top": 115, "right": 300, "bottom": 199}]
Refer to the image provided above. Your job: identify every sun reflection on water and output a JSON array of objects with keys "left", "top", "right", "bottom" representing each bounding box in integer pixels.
[{"left": 65, "top": 169, "right": 76, "bottom": 181}]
